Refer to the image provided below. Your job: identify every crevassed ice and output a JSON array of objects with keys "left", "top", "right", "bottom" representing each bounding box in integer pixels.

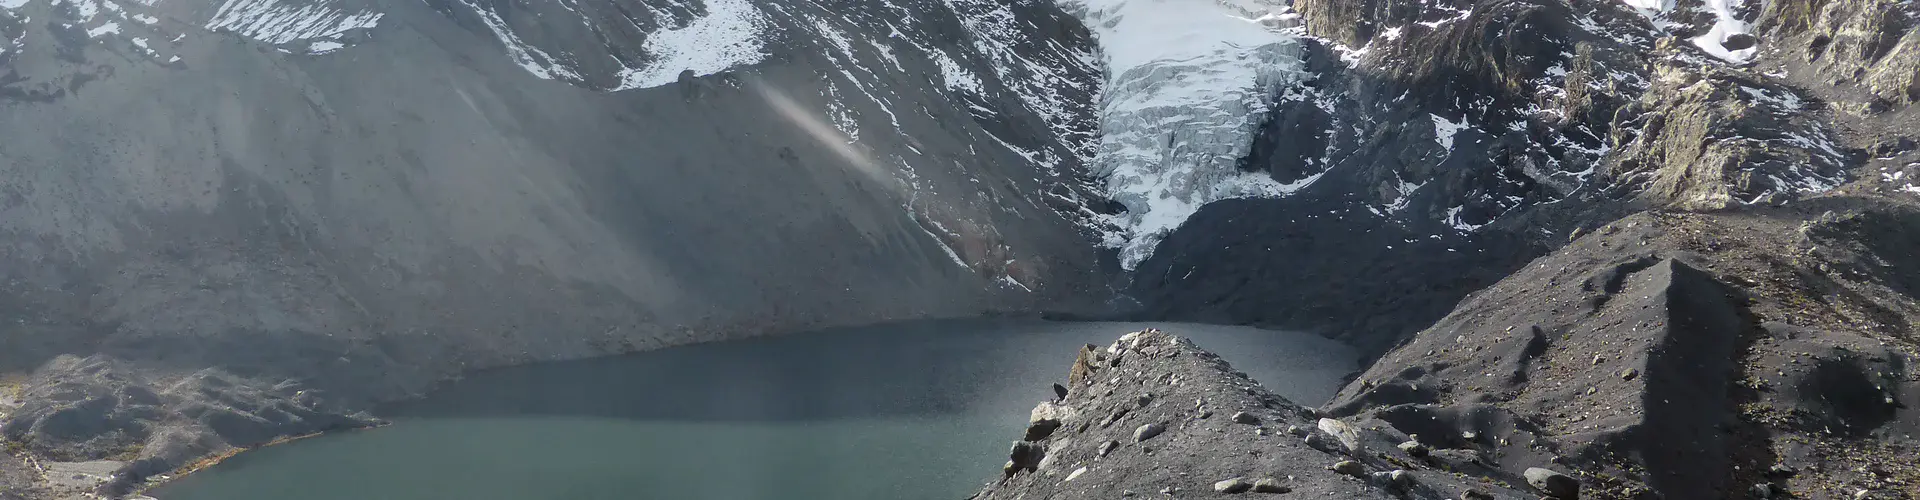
[
  {"left": 1056, "top": 0, "right": 1308, "bottom": 269},
  {"left": 616, "top": 0, "right": 769, "bottom": 90}
]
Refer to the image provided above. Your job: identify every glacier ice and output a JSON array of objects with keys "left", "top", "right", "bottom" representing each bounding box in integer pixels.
[{"left": 1057, "top": 0, "right": 1310, "bottom": 269}]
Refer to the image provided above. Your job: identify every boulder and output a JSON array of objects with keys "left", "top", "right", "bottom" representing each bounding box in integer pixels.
[
  {"left": 1213, "top": 477, "right": 1251, "bottom": 493},
  {"left": 1133, "top": 422, "right": 1166, "bottom": 442},
  {"left": 1524, "top": 467, "right": 1579, "bottom": 499}
]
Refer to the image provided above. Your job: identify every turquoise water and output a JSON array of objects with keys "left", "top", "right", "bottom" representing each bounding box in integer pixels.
[{"left": 150, "top": 320, "right": 1356, "bottom": 500}]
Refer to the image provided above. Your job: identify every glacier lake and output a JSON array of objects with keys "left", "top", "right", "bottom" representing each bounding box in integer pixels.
[{"left": 147, "top": 320, "right": 1357, "bottom": 500}]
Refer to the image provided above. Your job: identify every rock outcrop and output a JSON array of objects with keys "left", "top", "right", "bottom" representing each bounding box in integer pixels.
[
  {"left": 0, "top": 355, "right": 379, "bottom": 497},
  {"left": 1758, "top": 0, "right": 1920, "bottom": 106}
]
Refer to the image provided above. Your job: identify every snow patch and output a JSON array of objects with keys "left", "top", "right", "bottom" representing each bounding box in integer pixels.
[
  {"left": 998, "top": 275, "right": 1034, "bottom": 293},
  {"left": 932, "top": 48, "right": 983, "bottom": 92},
  {"left": 615, "top": 0, "right": 768, "bottom": 90},
  {"left": 1616, "top": 0, "right": 1671, "bottom": 13},
  {"left": 1445, "top": 205, "right": 1486, "bottom": 232},
  {"left": 86, "top": 21, "right": 118, "bottom": 37},
  {"left": 207, "top": 0, "right": 382, "bottom": 46},
  {"left": 1738, "top": 85, "right": 1804, "bottom": 113},
  {"left": 309, "top": 39, "right": 344, "bottom": 53},
  {"left": 1431, "top": 114, "right": 1467, "bottom": 152},
  {"left": 1058, "top": 0, "right": 1309, "bottom": 269},
  {"left": 0, "top": 0, "right": 27, "bottom": 9},
  {"left": 1386, "top": 178, "right": 1423, "bottom": 213},
  {"left": 1690, "top": 0, "right": 1756, "bottom": 62}
]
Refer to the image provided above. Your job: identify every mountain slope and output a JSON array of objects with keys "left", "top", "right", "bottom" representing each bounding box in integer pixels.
[
  {"left": 1128, "top": 0, "right": 1880, "bottom": 356},
  {"left": 0, "top": 0, "right": 1114, "bottom": 495}
]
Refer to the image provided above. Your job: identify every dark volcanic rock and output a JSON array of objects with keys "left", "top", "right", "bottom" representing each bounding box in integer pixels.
[{"left": 1524, "top": 467, "right": 1579, "bottom": 499}]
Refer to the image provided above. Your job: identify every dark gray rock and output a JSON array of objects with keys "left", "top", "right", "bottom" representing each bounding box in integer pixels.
[
  {"left": 1250, "top": 478, "right": 1290, "bottom": 493},
  {"left": 1525, "top": 467, "right": 1580, "bottom": 499},
  {"left": 1024, "top": 419, "right": 1063, "bottom": 441},
  {"left": 1371, "top": 469, "right": 1412, "bottom": 488},
  {"left": 1005, "top": 441, "right": 1045, "bottom": 477}
]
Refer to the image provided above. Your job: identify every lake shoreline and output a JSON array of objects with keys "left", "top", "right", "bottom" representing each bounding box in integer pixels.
[{"left": 141, "top": 321, "right": 1358, "bottom": 500}]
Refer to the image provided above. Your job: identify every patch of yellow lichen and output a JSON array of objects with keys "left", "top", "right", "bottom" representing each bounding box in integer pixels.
[{"left": 0, "top": 377, "right": 22, "bottom": 411}]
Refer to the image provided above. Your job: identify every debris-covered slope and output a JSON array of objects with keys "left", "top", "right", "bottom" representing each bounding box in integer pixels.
[
  {"left": 971, "top": 329, "right": 1546, "bottom": 500},
  {"left": 1326, "top": 202, "right": 1920, "bottom": 499}
]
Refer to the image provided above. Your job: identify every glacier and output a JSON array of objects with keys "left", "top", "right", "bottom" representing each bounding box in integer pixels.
[{"left": 1056, "top": 0, "right": 1311, "bottom": 269}]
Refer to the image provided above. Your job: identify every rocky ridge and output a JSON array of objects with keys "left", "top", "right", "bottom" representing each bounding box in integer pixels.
[{"left": 973, "top": 329, "right": 1544, "bottom": 500}]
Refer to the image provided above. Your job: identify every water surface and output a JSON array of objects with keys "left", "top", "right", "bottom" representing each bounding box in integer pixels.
[{"left": 151, "top": 320, "right": 1356, "bottom": 500}]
